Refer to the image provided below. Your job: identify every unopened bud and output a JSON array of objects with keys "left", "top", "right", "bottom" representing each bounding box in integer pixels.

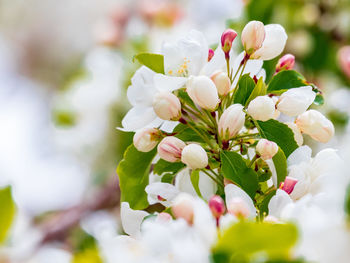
[
  {"left": 157, "top": 136, "right": 186, "bottom": 162},
  {"left": 133, "top": 128, "right": 161, "bottom": 152},
  {"left": 210, "top": 71, "right": 231, "bottom": 96},
  {"left": 186, "top": 76, "right": 220, "bottom": 111},
  {"left": 227, "top": 197, "right": 250, "bottom": 218},
  {"left": 241, "top": 21, "right": 265, "bottom": 55},
  {"left": 285, "top": 122, "right": 303, "bottom": 146},
  {"left": 208, "top": 48, "right": 214, "bottom": 62},
  {"left": 280, "top": 176, "right": 298, "bottom": 194},
  {"left": 181, "top": 144, "right": 208, "bottom": 170},
  {"left": 276, "top": 87, "right": 315, "bottom": 117},
  {"left": 247, "top": 95, "right": 276, "bottom": 121},
  {"left": 171, "top": 193, "right": 194, "bottom": 224},
  {"left": 209, "top": 195, "right": 226, "bottom": 219},
  {"left": 221, "top": 29, "right": 238, "bottom": 59},
  {"left": 153, "top": 91, "right": 181, "bottom": 120},
  {"left": 296, "top": 110, "right": 334, "bottom": 143},
  {"left": 276, "top": 54, "right": 295, "bottom": 73},
  {"left": 256, "top": 139, "right": 278, "bottom": 160},
  {"left": 218, "top": 104, "right": 245, "bottom": 141}
]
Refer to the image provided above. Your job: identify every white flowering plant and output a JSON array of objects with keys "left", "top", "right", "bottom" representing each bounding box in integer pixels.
[{"left": 116, "top": 20, "right": 340, "bottom": 263}]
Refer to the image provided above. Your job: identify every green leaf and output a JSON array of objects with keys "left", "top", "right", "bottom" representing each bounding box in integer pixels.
[
  {"left": 314, "top": 93, "right": 324, "bottom": 105},
  {"left": 259, "top": 189, "right": 276, "bottom": 216},
  {"left": 153, "top": 159, "right": 185, "bottom": 176},
  {"left": 220, "top": 151, "right": 259, "bottom": 199},
  {"left": 117, "top": 144, "right": 156, "bottom": 210},
  {"left": 245, "top": 76, "right": 267, "bottom": 106},
  {"left": 0, "top": 186, "right": 16, "bottom": 243},
  {"left": 257, "top": 120, "right": 298, "bottom": 157},
  {"left": 272, "top": 148, "right": 288, "bottom": 186},
  {"left": 177, "top": 89, "right": 196, "bottom": 109},
  {"left": 267, "top": 70, "right": 308, "bottom": 94},
  {"left": 161, "top": 173, "right": 176, "bottom": 184},
  {"left": 214, "top": 221, "right": 298, "bottom": 261},
  {"left": 234, "top": 74, "right": 256, "bottom": 105},
  {"left": 190, "top": 170, "right": 202, "bottom": 198},
  {"left": 133, "top": 53, "right": 165, "bottom": 74},
  {"left": 173, "top": 123, "right": 205, "bottom": 142}
]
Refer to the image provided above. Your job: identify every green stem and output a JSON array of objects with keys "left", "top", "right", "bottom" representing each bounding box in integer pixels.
[
  {"left": 201, "top": 169, "right": 224, "bottom": 187},
  {"left": 249, "top": 154, "right": 259, "bottom": 168}
]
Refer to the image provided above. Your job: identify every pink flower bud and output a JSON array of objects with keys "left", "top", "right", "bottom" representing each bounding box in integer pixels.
[
  {"left": 210, "top": 71, "right": 231, "bottom": 96},
  {"left": 156, "top": 212, "right": 172, "bottom": 223},
  {"left": 181, "top": 144, "right": 208, "bottom": 169},
  {"left": 157, "top": 136, "right": 186, "bottom": 162},
  {"left": 221, "top": 29, "right": 238, "bottom": 59},
  {"left": 276, "top": 54, "right": 295, "bottom": 72},
  {"left": 256, "top": 139, "right": 278, "bottom": 160},
  {"left": 247, "top": 95, "right": 276, "bottom": 121},
  {"left": 152, "top": 91, "right": 181, "bottom": 121},
  {"left": 227, "top": 197, "right": 250, "bottom": 218},
  {"left": 171, "top": 193, "right": 194, "bottom": 224},
  {"left": 279, "top": 176, "right": 298, "bottom": 195},
  {"left": 186, "top": 76, "right": 220, "bottom": 111},
  {"left": 337, "top": 46, "right": 350, "bottom": 79},
  {"left": 241, "top": 21, "right": 265, "bottom": 55},
  {"left": 218, "top": 104, "right": 245, "bottom": 141},
  {"left": 209, "top": 195, "right": 226, "bottom": 219},
  {"left": 133, "top": 128, "right": 161, "bottom": 152},
  {"left": 208, "top": 48, "right": 215, "bottom": 62},
  {"left": 295, "top": 110, "right": 334, "bottom": 143}
]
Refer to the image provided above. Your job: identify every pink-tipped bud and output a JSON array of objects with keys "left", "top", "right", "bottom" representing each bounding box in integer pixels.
[
  {"left": 181, "top": 144, "right": 208, "bottom": 169},
  {"left": 241, "top": 21, "right": 265, "bottom": 55},
  {"left": 208, "top": 48, "right": 215, "bottom": 62},
  {"left": 133, "top": 127, "right": 161, "bottom": 152},
  {"left": 227, "top": 197, "right": 250, "bottom": 218},
  {"left": 156, "top": 212, "right": 172, "bottom": 223},
  {"left": 221, "top": 29, "right": 238, "bottom": 59},
  {"left": 209, "top": 195, "right": 226, "bottom": 219},
  {"left": 295, "top": 110, "right": 334, "bottom": 143},
  {"left": 218, "top": 104, "right": 245, "bottom": 141},
  {"left": 338, "top": 46, "right": 350, "bottom": 79},
  {"left": 279, "top": 176, "right": 298, "bottom": 195},
  {"left": 153, "top": 91, "right": 181, "bottom": 121},
  {"left": 157, "top": 136, "right": 186, "bottom": 162},
  {"left": 256, "top": 139, "right": 278, "bottom": 160},
  {"left": 276, "top": 54, "right": 295, "bottom": 73},
  {"left": 210, "top": 71, "right": 231, "bottom": 96},
  {"left": 171, "top": 193, "right": 194, "bottom": 224}
]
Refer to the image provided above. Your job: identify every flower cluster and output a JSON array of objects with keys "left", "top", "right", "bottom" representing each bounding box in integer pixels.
[{"left": 117, "top": 20, "right": 341, "bottom": 263}]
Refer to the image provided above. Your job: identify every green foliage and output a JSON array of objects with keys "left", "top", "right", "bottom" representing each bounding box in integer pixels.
[
  {"left": 190, "top": 170, "right": 203, "bottom": 198},
  {"left": 214, "top": 221, "right": 298, "bottom": 262},
  {"left": 259, "top": 189, "right": 276, "bottom": 216},
  {"left": 345, "top": 184, "right": 350, "bottom": 219},
  {"left": 117, "top": 144, "right": 156, "bottom": 210},
  {"left": 234, "top": 74, "right": 256, "bottom": 106},
  {"left": 272, "top": 148, "right": 288, "bottom": 186},
  {"left": 0, "top": 186, "right": 16, "bottom": 243},
  {"left": 257, "top": 120, "right": 298, "bottom": 157},
  {"left": 153, "top": 159, "right": 185, "bottom": 176},
  {"left": 173, "top": 123, "right": 205, "bottom": 142},
  {"left": 220, "top": 151, "right": 259, "bottom": 199},
  {"left": 246, "top": 77, "right": 267, "bottom": 106},
  {"left": 133, "top": 53, "right": 165, "bottom": 74},
  {"left": 70, "top": 228, "right": 102, "bottom": 263},
  {"left": 267, "top": 70, "right": 307, "bottom": 94}
]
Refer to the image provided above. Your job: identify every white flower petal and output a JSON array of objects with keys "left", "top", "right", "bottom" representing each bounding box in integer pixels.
[
  {"left": 200, "top": 44, "right": 226, "bottom": 76},
  {"left": 160, "top": 121, "right": 179, "bottom": 133},
  {"left": 154, "top": 74, "right": 187, "bottom": 92},
  {"left": 224, "top": 184, "right": 256, "bottom": 218},
  {"left": 287, "top": 145, "right": 312, "bottom": 167},
  {"left": 120, "top": 106, "right": 159, "bottom": 132},
  {"left": 268, "top": 189, "right": 293, "bottom": 218},
  {"left": 120, "top": 202, "right": 149, "bottom": 238},
  {"left": 265, "top": 159, "right": 277, "bottom": 187},
  {"left": 252, "top": 24, "right": 288, "bottom": 60},
  {"left": 145, "top": 182, "right": 180, "bottom": 207},
  {"left": 231, "top": 52, "right": 263, "bottom": 87}
]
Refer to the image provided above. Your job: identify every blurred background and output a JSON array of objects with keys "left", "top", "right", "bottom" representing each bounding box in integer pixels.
[{"left": 0, "top": 0, "right": 350, "bottom": 262}]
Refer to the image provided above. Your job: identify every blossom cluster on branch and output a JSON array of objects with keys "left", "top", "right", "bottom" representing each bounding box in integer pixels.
[{"left": 115, "top": 20, "right": 346, "bottom": 263}]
